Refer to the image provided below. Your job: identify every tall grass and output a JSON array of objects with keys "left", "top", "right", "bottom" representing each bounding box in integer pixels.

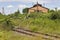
[{"left": 0, "top": 11, "right": 60, "bottom": 40}]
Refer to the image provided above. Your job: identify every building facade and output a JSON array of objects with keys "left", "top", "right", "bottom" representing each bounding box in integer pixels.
[{"left": 28, "top": 3, "right": 49, "bottom": 13}]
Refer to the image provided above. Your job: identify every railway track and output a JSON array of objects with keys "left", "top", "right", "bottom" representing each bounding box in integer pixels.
[{"left": 13, "top": 28, "right": 60, "bottom": 40}]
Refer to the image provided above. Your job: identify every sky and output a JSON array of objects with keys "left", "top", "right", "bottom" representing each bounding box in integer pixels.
[{"left": 0, "top": 0, "right": 60, "bottom": 14}]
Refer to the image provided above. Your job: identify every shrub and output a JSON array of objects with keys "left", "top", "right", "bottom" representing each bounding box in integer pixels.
[
  {"left": 2, "top": 19, "right": 14, "bottom": 31},
  {"left": 50, "top": 12, "right": 60, "bottom": 20}
]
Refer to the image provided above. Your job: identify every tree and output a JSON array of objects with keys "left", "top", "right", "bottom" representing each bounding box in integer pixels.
[
  {"left": 0, "top": 12, "right": 2, "bottom": 14},
  {"left": 49, "top": 10, "right": 55, "bottom": 13},
  {"left": 50, "top": 11, "right": 60, "bottom": 20},
  {"left": 15, "top": 9, "right": 20, "bottom": 14},
  {"left": 23, "top": 8, "right": 29, "bottom": 13},
  {"left": 55, "top": 7, "right": 58, "bottom": 11},
  {"left": 14, "top": 9, "right": 20, "bottom": 18}
]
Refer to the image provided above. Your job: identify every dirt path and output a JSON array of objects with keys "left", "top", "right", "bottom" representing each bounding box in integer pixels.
[{"left": 13, "top": 28, "right": 60, "bottom": 40}]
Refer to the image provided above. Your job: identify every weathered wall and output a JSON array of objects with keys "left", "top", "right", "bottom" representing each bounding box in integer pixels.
[{"left": 28, "top": 5, "right": 48, "bottom": 13}]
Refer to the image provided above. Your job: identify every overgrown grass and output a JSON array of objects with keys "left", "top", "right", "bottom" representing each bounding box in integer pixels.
[
  {"left": 0, "top": 11, "right": 60, "bottom": 40},
  {"left": 0, "top": 30, "right": 44, "bottom": 40}
]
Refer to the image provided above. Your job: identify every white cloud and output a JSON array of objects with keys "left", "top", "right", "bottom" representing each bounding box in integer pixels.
[
  {"left": 18, "top": 4, "right": 28, "bottom": 8},
  {"left": 19, "top": 0, "right": 51, "bottom": 4},
  {"left": 57, "top": 7, "right": 60, "bottom": 10},
  {"left": 7, "top": 5, "right": 13, "bottom": 8},
  {"left": 18, "top": 4, "right": 29, "bottom": 13},
  {"left": 0, "top": 0, "right": 59, "bottom": 4},
  {"left": 0, "top": 0, "right": 20, "bottom": 2}
]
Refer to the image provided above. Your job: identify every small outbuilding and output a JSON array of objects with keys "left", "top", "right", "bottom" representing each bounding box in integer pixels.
[{"left": 28, "top": 2, "right": 49, "bottom": 13}]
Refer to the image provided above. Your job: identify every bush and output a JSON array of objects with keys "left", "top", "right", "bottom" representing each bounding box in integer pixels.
[
  {"left": 2, "top": 19, "right": 14, "bottom": 31},
  {"left": 50, "top": 12, "right": 60, "bottom": 20}
]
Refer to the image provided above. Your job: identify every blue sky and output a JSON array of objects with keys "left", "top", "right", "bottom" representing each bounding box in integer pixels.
[{"left": 0, "top": 0, "right": 60, "bottom": 14}]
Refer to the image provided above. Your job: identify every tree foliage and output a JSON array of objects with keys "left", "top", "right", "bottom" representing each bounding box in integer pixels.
[{"left": 23, "top": 8, "right": 29, "bottom": 13}]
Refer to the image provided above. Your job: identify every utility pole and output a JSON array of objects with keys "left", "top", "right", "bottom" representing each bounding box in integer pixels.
[
  {"left": 55, "top": 7, "right": 58, "bottom": 12},
  {"left": 43, "top": 3, "right": 45, "bottom": 7},
  {"left": 2, "top": 7, "right": 5, "bottom": 15}
]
